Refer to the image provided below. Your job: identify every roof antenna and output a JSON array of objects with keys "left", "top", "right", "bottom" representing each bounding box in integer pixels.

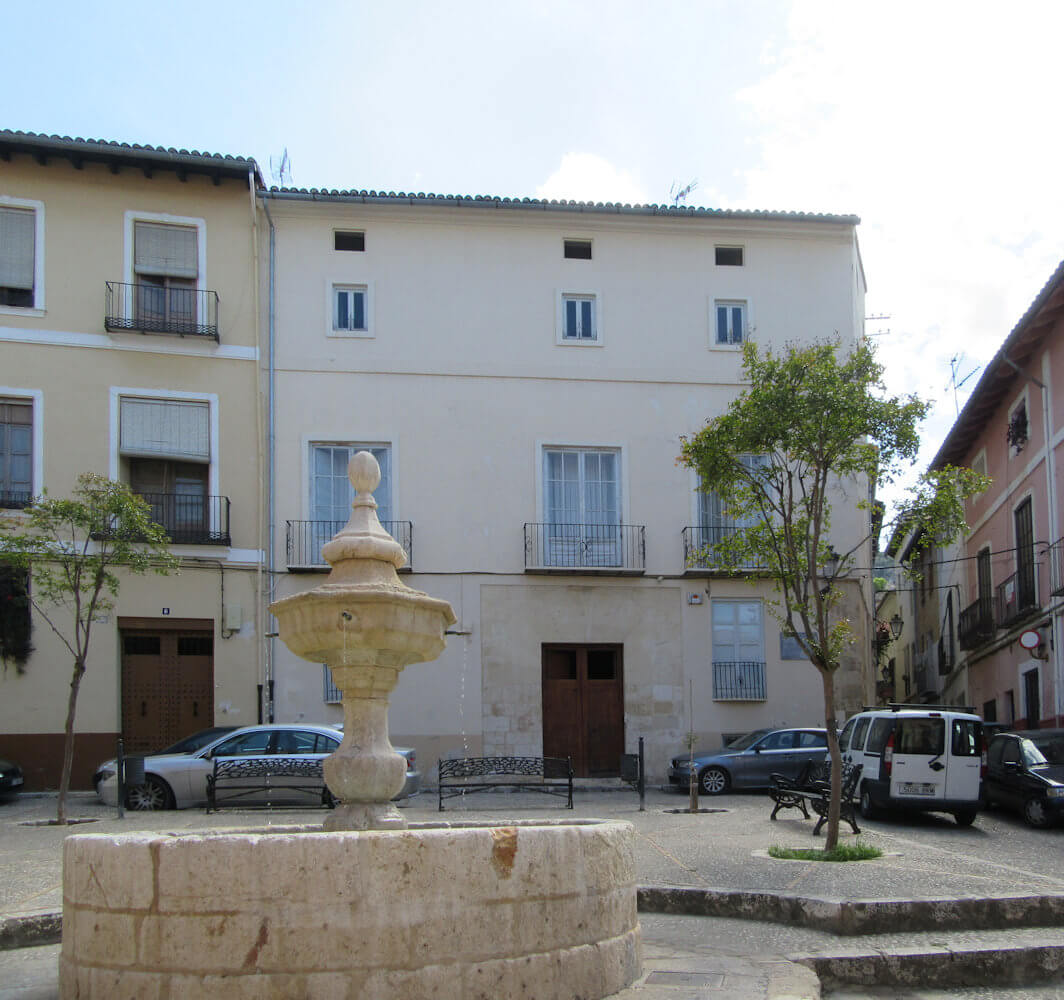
[
  {"left": 269, "top": 148, "right": 292, "bottom": 187},
  {"left": 945, "top": 354, "right": 980, "bottom": 415},
  {"left": 669, "top": 178, "right": 698, "bottom": 207}
]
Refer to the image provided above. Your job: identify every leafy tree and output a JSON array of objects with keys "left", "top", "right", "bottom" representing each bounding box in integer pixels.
[
  {"left": 680, "top": 340, "right": 985, "bottom": 848},
  {"left": 0, "top": 475, "right": 178, "bottom": 823}
]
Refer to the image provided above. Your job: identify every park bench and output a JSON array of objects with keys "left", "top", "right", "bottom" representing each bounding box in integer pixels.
[
  {"left": 768, "top": 761, "right": 863, "bottom": 836},
  {"left": 438, "top": 755, "right": 574, "bottom": 811},
  {"left": 206, "top": 756, "right": 332, "bottom": 812},
  {"left": 768, "top": 760, "right": 819, "bottom": 820}
]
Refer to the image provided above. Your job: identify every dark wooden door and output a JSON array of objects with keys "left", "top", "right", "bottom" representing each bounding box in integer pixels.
[
  {"left": 1024, "top": 668, "right": 1040, "bottom": 730},
  {"left": 542, "top": 644, "right": 623, "bottom": 777},
  {"left": 121, "top": 626, "right": 214, "bottom": 753}
]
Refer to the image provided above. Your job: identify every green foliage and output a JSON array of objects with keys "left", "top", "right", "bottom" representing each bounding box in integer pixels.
[{"left": 769, "top": 840, "right": 883, "bottom": 862}]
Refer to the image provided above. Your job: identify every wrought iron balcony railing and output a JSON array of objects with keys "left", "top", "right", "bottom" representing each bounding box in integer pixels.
[
  {"left": 712, "top": 661, "right": 767, "bottom": 701},
  {"left": 135, "top": 493, "right": 230, "bottom": 545},
  {"left": 286, "top": 520, "right": 413, "bottom": 570},
  {"left": 0, "top": 489, "right": 33, "bottom": 510},
  {"left": 958, "top": 597, "right": 994, "bottom": 650},
  {"left": 682, "top": 525, "right": 767, "bottom": 572},
  {"left": 938, "top": 633, "right": 955, "bottom": 675},
  {"left": 995, "top": 570, "right": 1038, "bottom": 629},
  {"left": 105, "top": 282, "right": 220, "bottom": 340},
  {"left": 523, "top": 522, "right": 645, "bottom": 573}
]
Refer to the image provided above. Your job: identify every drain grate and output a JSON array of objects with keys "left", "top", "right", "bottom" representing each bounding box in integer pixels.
[{"left": 644, "top": 971, "right": 726, "bottom": 987}]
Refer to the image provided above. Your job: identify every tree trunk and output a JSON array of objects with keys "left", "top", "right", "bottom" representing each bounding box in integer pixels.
[
  {"left": 821, "top": 667, "right": 841, "bottom": 849},
  {"left": 57, "top": 656, "right": 86, "bottom": 825}
]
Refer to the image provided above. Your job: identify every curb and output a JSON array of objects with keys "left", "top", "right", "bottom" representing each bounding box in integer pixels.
[
  {"left": 637, "top": 886, "right": 1064, "bottom": 936},
  {"left": 793, "top": 940, "right": 1064, "bottom": 989},
  {"left": 0, "top": 912, "right": 62, "bottom": 951}
]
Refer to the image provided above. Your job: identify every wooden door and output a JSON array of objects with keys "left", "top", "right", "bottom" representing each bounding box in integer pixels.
[
  {"left": 542, "top": 644, "right": 623, "bottom": 777},
  {"left": 121, "top": 624, "right": 214, "bottom": 753}
]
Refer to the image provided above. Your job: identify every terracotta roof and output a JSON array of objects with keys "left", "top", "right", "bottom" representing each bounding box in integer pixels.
[
  {"left": 263, "top": 186, "right": 860, "bottom": 225},
  {"left": 0, "top": 130, "right": 262, "bottom": 186},
  {"left": 930, "top": 259, "right": 1064, "bottom": 470}
]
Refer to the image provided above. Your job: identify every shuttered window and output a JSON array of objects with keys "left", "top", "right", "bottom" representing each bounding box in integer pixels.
[
  {"left": 120, "top": 398, "right": 209, "bottom": 461},
  {"left": 134, "top": 222, "right": 198, "bottom": 279},
  {"left": 0, "top": 207, "right": 36, "bottom": 303}
]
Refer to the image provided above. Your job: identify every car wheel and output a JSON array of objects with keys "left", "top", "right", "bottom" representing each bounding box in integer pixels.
[
  {"left": 953, "top": 809, "right": 977, "bottom": 827},
  {"left": 126, "top": 776, "right": 172, "bottom": 811},
  {"left": 1023, "top": 797, "right": 1050, "bottom": 829},
  {"left": 699, "top": 766, "right": 730, "bottom": 795},
  {"left": 859, "top": 784, "right": 880, "bottom": 820}
]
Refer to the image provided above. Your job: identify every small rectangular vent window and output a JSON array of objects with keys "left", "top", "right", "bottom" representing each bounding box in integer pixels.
[
  {"left": 334, "top": 231, "right": 365, "bottom": 252},
  {"left": 715, "top": 246, "right": 744, "bottom": 266},
  {"left": 564, "top": 239, "right": 592, "bottom": 260}
]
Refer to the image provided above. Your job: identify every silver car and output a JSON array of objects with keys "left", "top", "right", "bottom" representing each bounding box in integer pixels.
[
  {"left": 94, "top": 724, "right": 420, "bottom": 810},
  {"left": 668, "top": 727, "right": 829, "bottom": 795}
]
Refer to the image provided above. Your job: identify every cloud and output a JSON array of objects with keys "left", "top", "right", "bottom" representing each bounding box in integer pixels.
[{"left": 536, "top": 153, "right": 648, "bottom": 205}]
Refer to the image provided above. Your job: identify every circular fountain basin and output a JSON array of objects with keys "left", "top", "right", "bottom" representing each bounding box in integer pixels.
[{"left": 60, "top": 819, "right": 641, "bottom": 999}]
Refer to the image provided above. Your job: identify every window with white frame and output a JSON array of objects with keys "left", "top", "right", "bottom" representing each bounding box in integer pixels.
[
  {"left": 542, "top": 447, "right": 620, "bottom": 566},
  {"left": 713, "top": 299, "right": 747, "bottom": 346},
  {"left": 0, "top": 398, "right": 33, "bottom": 506},
  {"left": 561, "top": 294, "right": 597, "bottom": 342},
  {"left": 711, "top": 599, "right": 766, "bottom": 700},
  {"left": 697, "top": 454, "right": 767, "bottom": 568},
  {"left": 333, "top": 285, "right": 368, "bottom": 334},
  {"left": 311, "top": 443, "right": 391, "bottom": 524},
  {"left": 0, "top": 204, "right": 40, "bottom": 309},
  {"left": 133, "top": 221, "right": 199, "bottom": 330}
]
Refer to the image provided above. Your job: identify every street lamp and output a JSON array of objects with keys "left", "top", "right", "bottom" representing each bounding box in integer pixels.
[{"left": 889, "top": 613, "right": 904, "bottom": 640}]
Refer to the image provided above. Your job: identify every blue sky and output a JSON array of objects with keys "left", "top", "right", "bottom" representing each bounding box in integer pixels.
[{"left": 6, "top": 0, "right": 1063, "bottom": 508}]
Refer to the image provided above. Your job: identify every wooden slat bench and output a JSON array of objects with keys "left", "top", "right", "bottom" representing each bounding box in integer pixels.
[
  {"left": 206, "top": 756, "right": 331, "bottom": 811},
  {"left": 438, "top": 756, "right": 574, "bottom": 810}
]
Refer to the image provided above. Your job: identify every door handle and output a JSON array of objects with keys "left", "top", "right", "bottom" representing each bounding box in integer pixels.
[{"left": 929, "top": 761, "right": 944, "bottom": 772}]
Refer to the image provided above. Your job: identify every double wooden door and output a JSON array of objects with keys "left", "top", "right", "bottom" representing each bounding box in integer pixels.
[{"left": 542, "top": 644, "right": 624, "bottom": 777}]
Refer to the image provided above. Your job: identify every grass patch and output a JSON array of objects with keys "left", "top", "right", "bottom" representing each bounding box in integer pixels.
[{"left": 768, "top": 840, "right": 882, "bottom": 863}]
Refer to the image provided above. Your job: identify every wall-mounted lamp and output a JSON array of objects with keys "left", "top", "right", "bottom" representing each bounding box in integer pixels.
[{"left": 889, "top": 613, "right": 904, "bottom": 640}]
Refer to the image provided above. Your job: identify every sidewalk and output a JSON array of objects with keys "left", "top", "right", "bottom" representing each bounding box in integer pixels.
[{"left": 3, "top": 787, "right": 1064, "bottom": 998}]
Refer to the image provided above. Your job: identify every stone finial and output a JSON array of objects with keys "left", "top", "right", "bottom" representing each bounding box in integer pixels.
[{"left": 350, "top": 451, "right": 381, "bottom": 498}]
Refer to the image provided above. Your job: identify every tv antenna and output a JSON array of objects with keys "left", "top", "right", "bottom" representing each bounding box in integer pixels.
[
  {"left": 269, "top": 148, "right": 292, "bottom": 187},
  {"left": 669, "top": 178, "right": 698, "bottom": 207},
  {"left": 865, "top": 313, "right": 891, "bottom": 336},
  {"left": 946, "top": 354, "right": 980, "bottom": 414}
]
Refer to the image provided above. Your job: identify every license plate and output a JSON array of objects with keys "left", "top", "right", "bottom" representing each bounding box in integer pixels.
[{"left": 899, "top": 782, "right": 936, "bottom": 795}]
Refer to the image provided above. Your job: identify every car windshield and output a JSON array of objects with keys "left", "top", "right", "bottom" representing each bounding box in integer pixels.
[
  {"left": 727, "top": 729, "right": 772, "bottom": 751},
  {"left": 1032, "top": 735, "right": 1064, "bottom": 764},
  {"left": 156, "top": 728, "right": 235, "bottom": 755},
  {"left": 1021, "top": 739, "right": 1050, "bottom": 767}
]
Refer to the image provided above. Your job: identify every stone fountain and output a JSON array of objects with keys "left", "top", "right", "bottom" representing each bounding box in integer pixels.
[{"left": 59, "top": 453, "right": 641, "bottom": 998}]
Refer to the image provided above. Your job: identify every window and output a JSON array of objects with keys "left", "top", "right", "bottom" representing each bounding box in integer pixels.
[
  {"left": 1015, "top": 496, "right": 1036, "bottom": 608},
  {"left": 714, "top": 300, "right": 746, "bottom": 345},
  {"left": 866, "top": 719, "right": 894, "bottom": 756},
  {"left": 851, "top": 717, "right": 871, "bottom": 753},
  {"left": 312, "top": 443, "right": 392, "bottom": 524},
  {"left": 1007, "top": 398, "right": 1029, "bottom": 454},
  {"left": 712, "top": 600, "right": 765, "bottom": 700},
  {"left": 564, "top": 239, "right": 592, "bottom": 260},
  {"left": 0, "top": 205, "right": 38, "bottom": 308},
  {"left": 213, "top": 731, "right": 273, "bottom": 756},
  {"left": 797, "top": 732, "right": 827, "bottom": 749},
  {"left": 951, "top": 719, "right": 981, "bottom": 757},
  {"left": 334, "top": 231, "right": 365, "bottom": 252},
  {"left": 698, "top": 454, "right": 767, "bottom": 569},
  {"left": 838, "top": 718, "right": 856, "bottom": 752},
  {"left": 561, "top": 294, "right": 597, "bottom": 342},
  {"left": 779, "top": 632, "right": 807, "bottom": 659},
  {"left": 323, "top": 664, "right": 342, "bottom": 703},
  {"left": 0, "top": 399, "right": 32, "bottom": 506},
  {"left": 333, "top": 285, "right": 368, "bottom": 333},
  {"left": 133, "top": 221, "right": 198, "bottom": 332},
  {"left": 895, "top": 718, "right": 944, "bottom": 756},
  {"left": 983, "top": 698, "right": 997, "bottom": 723},
  {"left": 542, "top": 447, "right": 620, "bottom": 566},
  {"left": 714, "top": 246, "right": 743, "bottom": 266}
]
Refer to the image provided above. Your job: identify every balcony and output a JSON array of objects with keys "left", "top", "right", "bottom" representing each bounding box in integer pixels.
[
  {"left": 1051, "top": 538, "right": 1064, "bottom": 597},
  {"left": 105, "top": 282, "right": 219, "bottom": 340},
  {"left": 995, "top": 570, "right": 1038, "bottom": 629},
  {"left": 958, "top": 597, "right": 994, "bottom": 650},
  {"left": 286, "top": 520, "right": 413, "bottom": 571},
  {"left": 136, "top": 493, "right": 230, "bottom": 545},
  {"left": 682, "top": 525, "right": 766, "bottom": 573},
  {"left": 523, "top": 523, "right": 645, "bottom": 574},
  {"left": 0, "top": 490, "right": 33, "bottom": 510},
  {"left": 712, "top": 661, "right": 766, "bottom": 701}
]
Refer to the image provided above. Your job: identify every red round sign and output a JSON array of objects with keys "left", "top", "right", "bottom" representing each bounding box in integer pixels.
[{"left": 1019, "top": 629, "right": 1041, "bottom": 650}]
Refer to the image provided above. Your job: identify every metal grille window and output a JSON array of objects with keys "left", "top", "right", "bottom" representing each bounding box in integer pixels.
[
  {"left": 323, "top": 664, "right": 341, "bottom": 703},
  {"left": 0, "top": 206, "right": 35, "bottom": 307},
  {"left": 711, "top": 600, "right": 765, "bottom": 700},
  {"left": 542, "top": 448, "right": 620, "bottom": 566},
  {"left": 0, "top": 399, "right": 32, "bottom": 504}
]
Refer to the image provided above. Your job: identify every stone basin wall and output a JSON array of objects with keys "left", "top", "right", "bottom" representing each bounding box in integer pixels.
[{"left": 60, "top": 819, "right": 641, "bottom": 999}]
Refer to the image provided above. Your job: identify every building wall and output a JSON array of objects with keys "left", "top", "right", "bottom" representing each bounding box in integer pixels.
[{"left": 0, "top": 156, "right": 263, "bottom": 787}]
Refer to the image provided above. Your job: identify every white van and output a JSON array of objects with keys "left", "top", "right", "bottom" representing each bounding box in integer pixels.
[{"left": 838, "top": 704, "right": 985, "bottom": 826}]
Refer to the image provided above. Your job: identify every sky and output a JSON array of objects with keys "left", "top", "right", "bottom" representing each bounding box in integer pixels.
[{"left": 5, "top": 0, "right": 1063, "bottom": 521}]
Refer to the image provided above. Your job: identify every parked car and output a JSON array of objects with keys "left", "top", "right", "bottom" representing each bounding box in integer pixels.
[
  {"left": 94, "top": 724, "right": 419, "bottom": 810},
  {"left": 0, "top": 756, "right": 24, "bottom": 800},
  {"left": 92, "top": 726, "right": 238, "bottom": 795},
  {"left": 985, "top": 730, "right": 1064, "bottom": 828},
  {"left": 668, "top": 727, "right": 829, "bottom": 795},
  {"left": 840, "top": 705, "right": 985, "bottom": 826}
]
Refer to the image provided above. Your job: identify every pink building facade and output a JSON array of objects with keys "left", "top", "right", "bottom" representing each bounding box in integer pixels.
[{"left": 932, "top": 261, "right": 1064, "bottom": 730}]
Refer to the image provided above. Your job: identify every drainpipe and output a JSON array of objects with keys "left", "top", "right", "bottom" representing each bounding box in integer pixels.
[
  {"left": 248, "top": 167, "right": 266, "bottom": 722},
  {"left": 260, "top": 191, "right": 277, "bottom": 723}
]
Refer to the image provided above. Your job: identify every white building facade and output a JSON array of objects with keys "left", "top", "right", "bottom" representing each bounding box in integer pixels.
[{"left": 262, "top": 191, "right": 872, "bottom": 781}]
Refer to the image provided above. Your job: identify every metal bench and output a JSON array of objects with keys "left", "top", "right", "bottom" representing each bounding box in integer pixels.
[
  {"left": 206, "top": 756, "right": 331, "bottom": 811},
  {"left": 437, "top": 756, "right": 574, "bottom": 810},
  {"left": 768, "top": 760, "right": 819, "bottom": 820},
  {"left": 770, "top": 761, "right": 863, "bottom": 836}
]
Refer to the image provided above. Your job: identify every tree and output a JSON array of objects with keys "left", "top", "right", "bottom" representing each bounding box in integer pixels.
[
  {"left": 680, "top": 339, "right": 985, "bottom": 848},
  {"left": 0, "top": 475, "right": 178, "bottom": 823}
]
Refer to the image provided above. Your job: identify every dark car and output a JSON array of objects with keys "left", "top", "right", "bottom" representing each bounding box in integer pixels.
[
  {"left": 0, "top": 757, "right": 24, "bottom": 800},
  {"left": 985, "top": 730, "right": 1064, "bottom": 828},
  {"left": 668, "top": 727, "right": 829, "bottom": 795}
]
